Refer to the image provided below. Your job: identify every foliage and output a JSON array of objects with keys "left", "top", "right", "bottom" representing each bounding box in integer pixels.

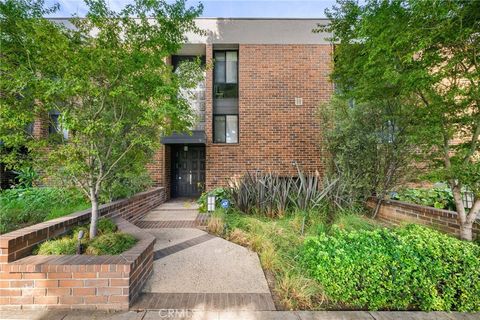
[
  {"left": 0, "top": 0, "right": 204, "bottom": 239},
  {"left": 318, "top": 97, "right": 415, "bottom": 206},
  {"left": 218, "top": 207, "right": 379, "bottom": 310},
  {"left": 392, "top": 186, "right": 456, "bottom": 211},
  {"left": 320, "top": 0, "right": 480, "bottom": 240},
  {"left": 0, "top": 0, "right": 68, "bottom": 170},
  {"left": 206, "top": 209, "right": 225, "bottom": 235},
  {"left": 85, "top": 232, "right": 136, "bottom": 255},
  {"left": 99, "top": 164, "right": 153, "bottom": 203},
  {"left": 12, "top": 167, "right": 39, "bottom": 188},
  {"left": 228, "top": 170, "right": 342, "bottom": 218},
  {"left": 36, "top": 218, "right": 136, "bottom": 255},
  {"left": 0, "top": 187, "right": 89, "bottom": 234},
  {"left": 35, "top": 237, "right": 78, "bottom": 255},
  {"left": 197, "top": 187, "right": 231, "bottom": 213},
  {"left": 302, "top": 224, "right": 480, "bottom": 311}
]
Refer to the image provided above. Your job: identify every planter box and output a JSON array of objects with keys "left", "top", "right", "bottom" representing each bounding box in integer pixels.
[{"left": 0, "top": 188, "right": 165, "bottom": 310}]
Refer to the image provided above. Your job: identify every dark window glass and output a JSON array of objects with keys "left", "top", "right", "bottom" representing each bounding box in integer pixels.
[
  {"left": 213, "top": 50, "right": 238, "bottom": 99},
  {"left": 49, "top": 113, "right": 60, "bottom": 135},
  {"left": 214, "top": 115, "right": 238, "bottom": 144},
  {"left": 214, "top": 116, "right": 226, "bottom": 143},
  {"left": 214, "top": 52, "right": 226, "bottom": 83}
]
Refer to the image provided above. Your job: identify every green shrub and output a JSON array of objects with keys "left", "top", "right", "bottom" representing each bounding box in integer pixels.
[
  {"left": 0, "top": 187, "right": 89, "bottom": 234},
  {"left": 392, "top": 186, "right": 456, "bottom": 210},
  {"left": 35, "top": 237, "right": 78, "bottom": 255},
  {"left": 71, "top": 218, "right": 118, "bottom": 239},
  {"left": 85, "top": 232, "right": 137, "bottom": 255},
  {"left": 36, "top": 218, "right": 136, "bottom": 255},
  {"left": 302, "top": 224, "right": 480, "bottom": 311},
  {"left": 197, "top": 187, "right": 231, "bottom": 213}
]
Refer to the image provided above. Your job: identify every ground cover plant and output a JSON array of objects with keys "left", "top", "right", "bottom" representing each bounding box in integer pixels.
[
  {"left": 0, "top": 187, "right": 89, "bottom": 234},
  {"left": 391, "top": 186, "right": 456, "bottom": 211},
  {"left": 35, "top": 218, "right": 136, "bottom": 255},
  {"left": 208, "top": 207, "right": 381, "bottom": 310},
  {"left": 302, "top": 224, "right": 480, "bottom": 312}
]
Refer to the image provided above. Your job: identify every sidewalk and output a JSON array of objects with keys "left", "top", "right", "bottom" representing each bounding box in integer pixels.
[{"left": 1, "top": 310, "right": 478, "bottom": 320}]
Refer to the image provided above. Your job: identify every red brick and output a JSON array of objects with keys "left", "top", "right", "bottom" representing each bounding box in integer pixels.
[
  {"left": 59, "top": 280, "right": 83, "bottom": 287},
  {"left": 97, "top": 287, "right": 122, "bottom": 295},
  {"left": 9, "top": 280, "right": 34, "bottom": 288},
  {"left": 22, "top": 273, "right": 46, "bottom": 279},
  {"left": 34, "top": 295, "right": 58, "bottom": 304},
  {"left": 84, "top": 296, "right": 108, "bottom": 304},
  {"left": 9, "top": 296, "right": 34, "bottom": 305},
  {"left": 110, "top": 279, "right": 129, "bottom": 287},
  {"left": 84, "top": 279, "right": 108, "bottom": 287},
  {"left": 21, "top": 288, "right": 45, "bottom": 296},
  {"left": 73, "top": 287, "right": 95, "bottom": 296},
  {"left": 35, "top": 280, "right": 58, "bottom": 288},
  {"left": 48, "top": 272, "right": 72, "bottom": 279},
  {"left": 59, "top": 296, "right": 84, "bottom": 304},
  {"left": 0, "top": 273, "right": 21, "bottom": 279},
  {"left": 72, "top": 272, "right": 97, "bottom": 279},
  {"left": 109, "top": 295, "right": 129, "bottom": 303},
  {"left": 0, "top": 289, "right": 21, "bottom": 296},
  {"left": 47, "top": 288, "right": 71, "bottom": 296}
]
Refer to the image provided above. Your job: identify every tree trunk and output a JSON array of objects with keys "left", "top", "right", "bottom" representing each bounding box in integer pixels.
[
  {"left": 451, "top": 183, "right": 475, "bottom": 241},
  {"left": 89, "top": 188, "right": 99, "bottom": 240},
  {"left": 459, "top": 223, "right": 473, "bottom": 242}
]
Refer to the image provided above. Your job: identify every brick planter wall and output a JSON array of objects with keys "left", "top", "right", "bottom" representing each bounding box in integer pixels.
[
  {"left": 0, "top": 188, "right": 165, "bottom": 310},
  {"left": 367, "top": 198, "right": 479, "bottom": 239}
]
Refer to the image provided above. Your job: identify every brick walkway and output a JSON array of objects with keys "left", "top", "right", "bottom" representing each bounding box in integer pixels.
[{"left": 133, "top": 198, "right": 275, "bottom": 312}]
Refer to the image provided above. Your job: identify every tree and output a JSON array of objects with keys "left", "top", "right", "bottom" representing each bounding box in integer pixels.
[
  {"left": 0, "top": 0, "right": 70, "bottom": 171},
  {"left": 318, "top": 96, "right": 415, "bottom": 216},
  {"left": 1, "top": 0, "right": 204, "bottom": 239},
  {"left": 321, "top": 0, "right": 480, "bottom": 240}
]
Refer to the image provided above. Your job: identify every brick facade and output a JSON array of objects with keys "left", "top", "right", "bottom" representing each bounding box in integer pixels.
[
  {"left": 0, "top": 188, "right": 165, "bottom": 310},
  {"left": 149, "top": 44, "right": 333, "bottom": 192},
  {"left": 367, "top": 198, "right": 480, "bottom": 239}
]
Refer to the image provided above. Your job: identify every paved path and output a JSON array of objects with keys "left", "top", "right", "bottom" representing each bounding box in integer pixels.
[
  {"left": 2, "top": 310, "right": 478, "bottom": 320},
  {"left": 132, "top": 198, "right": 275, "bottom": 311}
]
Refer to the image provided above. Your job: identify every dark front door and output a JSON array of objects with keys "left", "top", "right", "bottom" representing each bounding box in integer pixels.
[{"left": 172, "top": 145, "right": 205, "bottom": 198}]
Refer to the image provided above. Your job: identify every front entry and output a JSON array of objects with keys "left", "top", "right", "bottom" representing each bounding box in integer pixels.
[{"left": 171, "top": 145, "right": 206, "bottom": 198}]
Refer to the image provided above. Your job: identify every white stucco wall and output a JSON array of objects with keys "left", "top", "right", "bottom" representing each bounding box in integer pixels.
[{"left": 50, "top": 18, "right": 331, "bottom": 45}]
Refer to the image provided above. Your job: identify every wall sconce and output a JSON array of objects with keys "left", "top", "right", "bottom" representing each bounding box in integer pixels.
[{"left": 207, "top": 195, "right": 216, "bottom": 212}]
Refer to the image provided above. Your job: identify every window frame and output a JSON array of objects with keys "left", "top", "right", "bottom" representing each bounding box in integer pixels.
[
  {"left": 213, "top": 50, "right": 239, "bottom": 102},
  {"left": 212, "top": 114, "right": 239, "bottom": 144},
  {"left": 212, "top": 49, "right": 239, "bottom": 144}
]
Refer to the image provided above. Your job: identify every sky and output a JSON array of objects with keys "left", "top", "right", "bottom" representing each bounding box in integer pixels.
[{"left": 44, "top": 0, "right": 337, "bottom": 18}]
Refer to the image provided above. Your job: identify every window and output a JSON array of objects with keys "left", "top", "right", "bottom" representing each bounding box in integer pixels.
[
  {"left": 213, "top": 51, "right": 238, "bottom": 100},
  {"left": 214, "top": 115, "right": 238, "bottom": 143},
  {"left": 213, "top": 49, "right": 239, "bottom": 143},
  {"left": 49, "top": 111, "right": 68, "bottom": 140}
]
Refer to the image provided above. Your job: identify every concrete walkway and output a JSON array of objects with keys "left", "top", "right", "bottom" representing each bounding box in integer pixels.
[
  {"left": 132, "top": 199, "right": 275, "bottom": 311},
  {"left": 2, "top": 310, "right": 478, "bottom": 320}
]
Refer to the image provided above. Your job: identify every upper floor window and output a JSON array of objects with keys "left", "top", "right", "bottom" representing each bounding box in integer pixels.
[{"left": 214, "top": 51, "right": 238, "bottom": 100}]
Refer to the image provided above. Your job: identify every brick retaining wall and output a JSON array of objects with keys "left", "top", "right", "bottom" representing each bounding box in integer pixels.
[
  {"left": 0, "top": 188, "right": 165, "bottom": 310},
  {"left": 367, "top": 198, "right": 479, "bottom": 239}
]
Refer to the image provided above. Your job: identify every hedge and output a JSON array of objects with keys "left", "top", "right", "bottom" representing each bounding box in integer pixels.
[{"left": 301, "top": 224, "right": 480, "bottom": 311}]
